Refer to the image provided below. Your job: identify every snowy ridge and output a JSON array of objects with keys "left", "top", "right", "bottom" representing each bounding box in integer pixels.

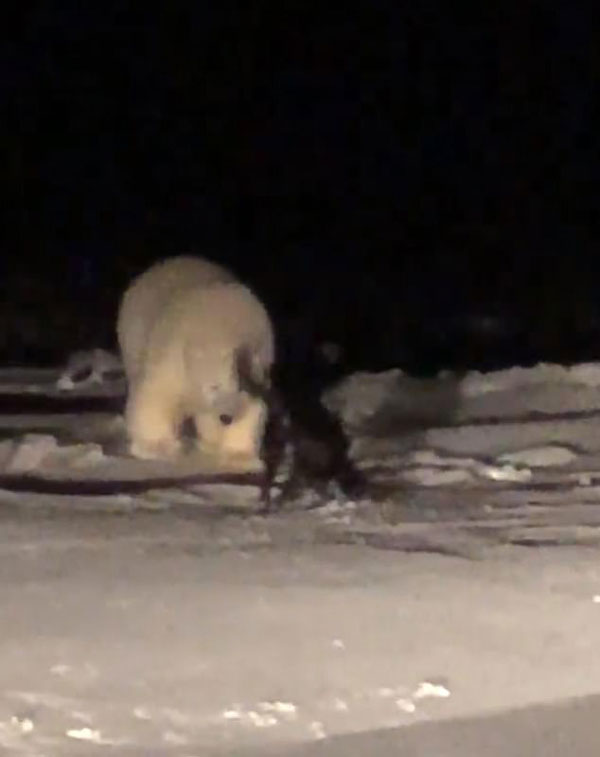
[
  {"left": 0, "top": 361, "right": 600, "bottom": 550},
  {"left": 324, "top": 361, "right": 600, "bottom": 430}
]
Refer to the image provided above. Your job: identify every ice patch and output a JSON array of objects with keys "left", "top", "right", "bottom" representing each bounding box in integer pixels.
[
  {"left": 568, "top": 363, "right": 600, "bottom": 388},
  {"left": 56, "top": 348, "right": 124, "bottom": 391},
  {"left": 413, "top": 680, "right": 451, "bottom": 699},
  {"left": 322, "top": 369, "right": 403, "bottom": 426},
  {"left": 331, "top": 698, "right": 349, "bottom": 712},
  {"left": 1, "top": 434, "right": 107, "bottom": 474},
  {"left": 325, "top": 362, "right": 600, "bottom": 436},
  {"left": 4, "top": 433, "right": 59, "bottom": 472},
  {"left": 258, "top": 701, "right": 298, "bottom": 717},
  {"left": 66, "top": 726, "right": 102, "bottom": 742},
  {"left": 162, "top": 729, "right": 187, "bottom": 744},
  {"left": 481, "top": 464, "right": 532, "bottom": 483},
  {"left": 10, "top": 715, "right": 34, "bottom": 734},
  {"left": 460, "top": 362, "right": 600, "bottom": 398},
  {"left": 498, "top": 445, "right": 577, "bottom": 468},
  {"left": 396, "top": 698, "right": 417, "bottom": 713},
  {"left": 402, "top": 467, "right": 474, "bottom": 487},
  {"left": 404, "top": 449, "right": 533, "bottom": 485},
  {"left": 309, "top": 720, "right": 327, "bottom": 739}
]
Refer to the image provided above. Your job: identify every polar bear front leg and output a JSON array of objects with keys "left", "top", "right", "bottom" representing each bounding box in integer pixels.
[{"left": 125, "top": 377, "right": 183, "bottom": 460}]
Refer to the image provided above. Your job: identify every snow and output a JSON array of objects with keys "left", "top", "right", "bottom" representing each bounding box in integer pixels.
[
  {"left": 2, "top": 358, "right": 600, "bottom": 753},
  {"left": 56, "top": 348, "right": 124, "bottom": 392},
  {"left": 325, "top": 361, "right": 600, "bottom": 431}
]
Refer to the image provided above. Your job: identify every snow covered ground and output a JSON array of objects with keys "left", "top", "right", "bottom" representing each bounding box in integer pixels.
[{"left": 3, "top": 359, "right": 600, "bottom": 753}]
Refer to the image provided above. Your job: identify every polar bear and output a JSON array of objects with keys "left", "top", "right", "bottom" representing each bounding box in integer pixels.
[{"left": 117, "top": 256, "right": 275, "bottom": 470}]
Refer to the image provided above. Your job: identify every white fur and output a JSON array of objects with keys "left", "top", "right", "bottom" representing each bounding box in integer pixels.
[
  {"left": 117, "top": 256, "right": 235, "bottom": 387},
  {"left": 117, "top": 256, "right": 274, "bottom": 469}
]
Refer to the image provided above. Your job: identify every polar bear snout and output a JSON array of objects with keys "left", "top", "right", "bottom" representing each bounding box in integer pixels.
[{"left": 219, "top": 413, "right": 234, "bottom": 425}]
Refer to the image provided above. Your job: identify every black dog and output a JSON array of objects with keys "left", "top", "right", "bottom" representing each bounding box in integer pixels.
[{"left": 235, "top": 347, "right": 367, "bottom": 511}]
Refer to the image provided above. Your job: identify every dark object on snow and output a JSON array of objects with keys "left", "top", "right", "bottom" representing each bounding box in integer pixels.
[
  {"left": 0, "top": 469, "right": 263, "bottom": 497},
  {"left": 235, "top": 347, "right": 367, "bottom": 512}
]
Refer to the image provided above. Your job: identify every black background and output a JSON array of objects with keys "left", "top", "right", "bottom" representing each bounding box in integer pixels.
[{"left": 3, "top": 3, "right": 597, "bottom": 373}]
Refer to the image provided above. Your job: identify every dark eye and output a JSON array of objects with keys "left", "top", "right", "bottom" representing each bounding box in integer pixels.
[{"left": 219, "top": 414, "right": 233, "bottom": 425}]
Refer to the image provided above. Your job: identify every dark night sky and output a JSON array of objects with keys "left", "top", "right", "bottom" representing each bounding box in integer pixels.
[{"left": 3, "top": 4, "right": 598, "bottom": 369}]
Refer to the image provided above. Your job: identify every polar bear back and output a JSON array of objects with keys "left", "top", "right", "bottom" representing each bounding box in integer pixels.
[
  {"left": 148, "top": 280, "right": 275, "bottom": 411},
  {"left": 117, "top": 256, "right": 235, "bottom": 385}
]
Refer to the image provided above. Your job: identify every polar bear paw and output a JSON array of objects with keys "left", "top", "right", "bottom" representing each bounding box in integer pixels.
[{"left": 129, "top": 436, "right": 182, "bottom": 461}]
